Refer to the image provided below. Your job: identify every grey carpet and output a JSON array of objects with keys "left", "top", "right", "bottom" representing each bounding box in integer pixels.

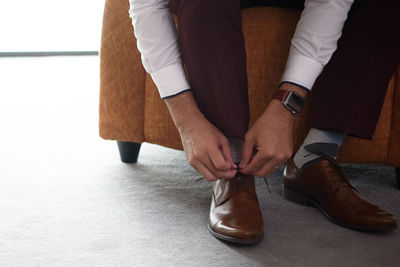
[{"left": 0, "top": 56, "right": 399, "bottom": 267}]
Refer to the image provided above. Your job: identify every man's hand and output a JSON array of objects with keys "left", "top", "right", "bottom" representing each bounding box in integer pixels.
[
  {"left": 165, "top": 91, "right": 237, "bottom": 181},
  {"left": 239, "top": 83, "right": 308, "bottom": 178}
]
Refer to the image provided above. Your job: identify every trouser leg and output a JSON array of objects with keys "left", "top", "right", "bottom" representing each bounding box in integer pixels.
[
  {"left": 308, "top": 0, "right": 400, "bottom": 139},
  {"left": 239, "top": 0, "right": 304, "bottom": 9},
  {"left": 169, "top": 0, "right": 303, "bottom": 140},
  {"left": 170, "top": 0, "right": 249, "bottom": 139}
]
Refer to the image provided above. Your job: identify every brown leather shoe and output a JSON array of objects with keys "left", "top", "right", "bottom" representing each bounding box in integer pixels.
[
  {"left": 208, "top": 172, "right": 264, "bottom": 244},
  {"left": 283, "top": 157, "right": 397, "bottom": 231}
]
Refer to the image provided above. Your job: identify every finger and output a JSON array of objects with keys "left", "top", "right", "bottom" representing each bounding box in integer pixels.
[
  {"left": 220, "top": 137, "right": 238, "bottom": 169},
  {"left": 240, "top": 150, "right": 270, "bottom": 175},
  {"left": 254, "top": 157, "right": 283, "bottom": 178},
  {"left": 219, "top": 137, "right": 236, "bottom": 169},
  {"left": 208, "top": 143, "right": 231, "bottom": 171},
  {"left": 191, "top": 159, "right": 218, "bottom": 181},
  {"left": 239, "top": 137, "right": 255, "bottom": 169},
  {"left": 201, "top": 155, "right": 237, "bottom": 179}
]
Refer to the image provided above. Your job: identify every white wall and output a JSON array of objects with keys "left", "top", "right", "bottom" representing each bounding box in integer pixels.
[{"left": 0, "top": 0, "right": 105, "bottom": 52}]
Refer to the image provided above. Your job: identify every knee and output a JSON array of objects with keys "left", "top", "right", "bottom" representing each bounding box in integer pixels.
[{"left": 174, "top": 0, "right": 240, "bottom": 17}]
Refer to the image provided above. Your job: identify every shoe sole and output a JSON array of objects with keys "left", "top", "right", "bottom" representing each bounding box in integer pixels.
[
  {"left": 282, "top": 184, "right": 398, "bottom": 231},
  {"left": 207, "top": 224, "right": 264, "bottom": 245}
]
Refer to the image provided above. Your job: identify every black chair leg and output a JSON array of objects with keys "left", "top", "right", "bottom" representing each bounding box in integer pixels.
[
  {"left": 396, "top": 167, "right": 400, "bottom": 189},
  {"left": 117, "top": 141, "right": 141, "bottom": 163}
]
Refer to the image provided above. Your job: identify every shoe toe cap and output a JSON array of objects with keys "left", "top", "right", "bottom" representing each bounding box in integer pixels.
[
  {"left": 213, "top": 218, "right": 264, "bottom": 239},
  {"left": 357, "top": 211, "right": 398, "bottom": 230}
]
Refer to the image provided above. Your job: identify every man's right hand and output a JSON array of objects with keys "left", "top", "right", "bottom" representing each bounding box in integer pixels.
[{"left": 164, "top": 91, "right": 237, "bottom": 181}]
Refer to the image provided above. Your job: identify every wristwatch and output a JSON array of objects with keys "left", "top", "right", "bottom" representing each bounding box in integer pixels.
[{"left": 272, "top": 89, "right": 305, "bottom": 115}]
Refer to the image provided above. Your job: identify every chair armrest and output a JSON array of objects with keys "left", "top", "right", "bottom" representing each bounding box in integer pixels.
[{"left": 99, "top": 0, "right": 146, "bottom": 143}]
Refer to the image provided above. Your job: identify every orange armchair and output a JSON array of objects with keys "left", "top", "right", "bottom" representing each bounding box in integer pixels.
[{"left": 98, "top": 0, "right": 400, "bottom": 186}]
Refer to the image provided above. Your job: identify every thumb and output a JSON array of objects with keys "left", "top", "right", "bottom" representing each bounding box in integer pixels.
[
  {"left": 219, "top": 137, "right": 236, "bottom": 169},
  {"left": 239, "top": 137, "right": 255, "bottom": 169}
]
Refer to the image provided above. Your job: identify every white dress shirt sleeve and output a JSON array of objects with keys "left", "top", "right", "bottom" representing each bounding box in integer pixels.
[
  {"left": 129, "top": 0, "right": 355, "bottom": 97},
  {"left": 280, "top": 0, "right": 355, "bottom": 90},
  {"left": 128, "top": 0, "right": 191, "bottom": 99}
]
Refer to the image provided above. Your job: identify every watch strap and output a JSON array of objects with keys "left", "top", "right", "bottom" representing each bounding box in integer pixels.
[
  {"left": 272, "top": 89, "right": 305, "bottom": 115},
  {"left": 273, "top": 89, "right": 290, "bottom": 102}
]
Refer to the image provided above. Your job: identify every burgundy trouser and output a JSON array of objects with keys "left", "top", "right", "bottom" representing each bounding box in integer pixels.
[{"left": 170, "top": 0, "right": 400, "bottom": 140}]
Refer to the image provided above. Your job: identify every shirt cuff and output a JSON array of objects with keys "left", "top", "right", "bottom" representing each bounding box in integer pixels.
[
  {"left": 280, "top": 47, "right": 324, "bottom": 91},
  {"left": 278, "top": 81, "right": 310, "bottom": 93},
  {"left": 150, "top": 63, "right": 191, "bottom": 98}
]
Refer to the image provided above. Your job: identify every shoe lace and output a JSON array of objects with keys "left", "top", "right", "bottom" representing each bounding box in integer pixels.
[
  {"left": 304, "top": 150, "right": 361, "bottom": 192},
  {"left": 194, "top": 162, "right": 271, "bottom": 194}
]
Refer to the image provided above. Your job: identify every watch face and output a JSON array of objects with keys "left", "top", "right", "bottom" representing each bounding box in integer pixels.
[{"left": 284, "top": 91, "right": 304, "bottom": 114}]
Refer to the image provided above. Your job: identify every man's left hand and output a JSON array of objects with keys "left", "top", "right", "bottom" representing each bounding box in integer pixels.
[{"left": 239, "top": 99, "right": 294, "bottom": 177}]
